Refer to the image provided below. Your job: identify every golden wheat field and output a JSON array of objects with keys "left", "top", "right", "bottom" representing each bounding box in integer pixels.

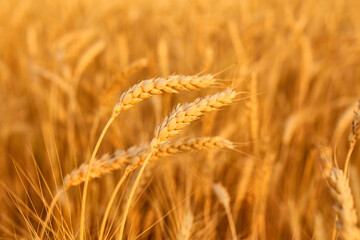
[{"left": 1, "top": 0, "right": 360, "bottom": 239}]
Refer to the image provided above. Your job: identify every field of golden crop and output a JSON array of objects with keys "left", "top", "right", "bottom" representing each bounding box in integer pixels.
[{"left": 1, "top": 0, "right": 360, "bottom": 239}]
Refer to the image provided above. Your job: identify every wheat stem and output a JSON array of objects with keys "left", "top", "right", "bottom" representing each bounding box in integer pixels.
[
  {"left": 39, "top": 188, "right": 65, "bottom": 239},
  {"left": 117, "top": 148, "right": 154, "bottom": 240},
  {"left": 80, "top": 117, "right": 114, "bottom": 240}
]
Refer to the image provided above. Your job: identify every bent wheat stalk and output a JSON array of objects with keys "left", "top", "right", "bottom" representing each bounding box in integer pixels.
[
  {"left": 40, "top": 74, "right": 216, "bottom": 239},
  {"left": 112, "top": 89, "right": 237, "bottom": 240}
]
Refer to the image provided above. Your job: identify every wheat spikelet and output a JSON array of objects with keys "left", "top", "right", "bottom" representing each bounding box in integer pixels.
[
  {"left": 62, "top": 137, "right": 234, "bottom": 189},
  {"left": 328, "top": 168, "right": 360, "bottom": 240},
  {"left": 112, "top": 74, "right": 216, "bottom": 116}
]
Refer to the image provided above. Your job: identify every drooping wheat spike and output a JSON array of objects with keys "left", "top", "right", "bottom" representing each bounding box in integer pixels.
[
  {"left": 156, "top": 137, "right": 234, "bottom": 157},
  {"left": 213, "top": 183, "right": 238, "bottom": 240},
  {"left": 112, "top": 74, "right": 216, "bottom": 116},
  {"left": 344, "top": 101, "right": 360, "bottom": 176},
  {"left": 62, "top": 137, "right": 234, "bottom": 189},
  {"left": 62, "top": 147, "right": 142, "bottom": 189},
  {"left": 124, "top": 137, "right": 235, "bottom": 204},
  {"left": 328, "top": 168, "right": 360, "bottom": 240},
  {"left": 101, "top": 89, "right": 237, "bottom": 240}
]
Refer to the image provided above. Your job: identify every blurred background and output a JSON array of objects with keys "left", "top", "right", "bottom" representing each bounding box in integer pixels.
[{"left": 1, "top": 0, "right": 360, "bottom": 239}]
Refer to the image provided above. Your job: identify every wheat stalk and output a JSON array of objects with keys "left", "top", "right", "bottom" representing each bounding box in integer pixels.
[
  {"left": 78, "top": 74, "right": 218, "bottom": 240},
  {"left": 41, "top": 74, "right": 217, "bottom": 239},
  {"left": 328, "top": 168, "right": 360, "bottom": 240},
  {"left": 99, "top": 89, "right": 237, "bottom": 240}
]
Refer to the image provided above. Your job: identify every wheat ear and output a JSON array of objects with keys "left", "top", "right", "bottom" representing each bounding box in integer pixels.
[
  {"left": 63, "top": 137, "right": 234, "bottom": 189},
  {"left": 112, "top": 74, "right": 216, "bottom": 115},
  {"left": 328, "top": 168, "right": 360, "bottom": 240},
  {"left": 98, "top": 89, "right": 237, "bottom": 240}
]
